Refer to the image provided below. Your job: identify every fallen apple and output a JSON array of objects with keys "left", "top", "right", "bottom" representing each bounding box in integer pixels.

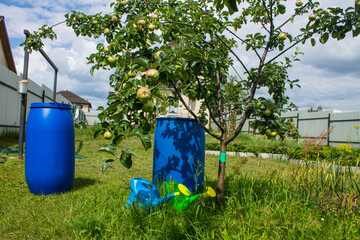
[
  {"left": 104, "top": 131, "right": 112, "bottom": 139},
  {"left": 145, "top": 69, "right": 159, "bottom": 82},
  {"left": 142, "top": 100, "right": 155, "bottom": 112},
  {"left": 137, "top": 87, "right": 151, "bottom": 102}
]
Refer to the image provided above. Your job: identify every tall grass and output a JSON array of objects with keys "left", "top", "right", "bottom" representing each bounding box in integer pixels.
[{"left": 1, "top": 128, "right": 360, "bottom": 239}]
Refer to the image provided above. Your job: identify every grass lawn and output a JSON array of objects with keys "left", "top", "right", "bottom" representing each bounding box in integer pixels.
[{"left": 1, "top": 128, "right": 360, "bottom": 239}]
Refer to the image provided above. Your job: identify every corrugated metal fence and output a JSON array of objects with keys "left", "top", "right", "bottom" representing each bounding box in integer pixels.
[
  {"left": 0, "top": 64, "right": 85, "bottom": 135},
  {"left": 242, "top": 110, "right": 360, "bottom": 147}
]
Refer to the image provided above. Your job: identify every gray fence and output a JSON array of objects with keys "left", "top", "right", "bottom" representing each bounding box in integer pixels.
[
  {"left": 0, "top": 64, "right": 73, "bottom": 135},
  {"left": 210, "top": 110, "right": 360, "bottom": 148},
  {"left": 243, "top": 110, "right": 360, "bottom": 147}
]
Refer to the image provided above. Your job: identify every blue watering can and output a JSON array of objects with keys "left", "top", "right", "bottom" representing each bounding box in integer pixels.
[{"left": 125, "top": 178, "right": 190, "bottom": 209}]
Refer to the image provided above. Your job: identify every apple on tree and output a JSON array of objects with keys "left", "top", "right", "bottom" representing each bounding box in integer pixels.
[
  {"left": 148, "top": 23, "right": 155, "bottom": 31},
  {"left": 142, "top": 100, "right": 154, "bottom": 112},
  {"left": 137, "top": 19, "right": 146, "bottom": 25},
  {"left": 137, "top": 87, "right": 151, "bottom": 102},
  {"left": 264, "top": 109, "right": 272, "bottom": 117},
  {"left": 279, "top": 32, "right": 287, "bottom": 40},
  {"left": 155, "top": 50, "right": 164, "bottom": 58},
  {"left": 107, "top": 56, "right": 116, "bottom": 67},
  {"left": 296, "top": 0, "right": 302, "bottom": 7},
  {"left": 151, "top": 14, "right": 158, "bottom": 19},
  {"left": 145, "top": 69, "right": 159, "bottom": 82},
  {"left": 104, "top": 130, "right": 112, "bottom": 139},
  {"left": 309, "top": 14, "right": 317, "bottom": 21}
]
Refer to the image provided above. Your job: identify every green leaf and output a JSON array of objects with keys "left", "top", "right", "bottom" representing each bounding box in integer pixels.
[
  {"left": 93, "top": 129, "right": 102, "bottom": 139},
  {"left": 120, "top": 152, "right": 132, "bottom": 169},
  {"left": 129, "top": 128, "right": 151, "bottom": 150},
  {"left": 319, "top": 33, "right": 329, "bottom": 44},
  {"left": 112, "top": 134, "right": 125, "bottom": 145},
  {"left": 133, "top": 57, "right": 149, "bottom": 68},
  {"left": 98, "top": 144, "right": 117, "bottom": 156},
  {"left": 311, "top": 38, "right": 316, "bottom": 46},
  {"left": 123, "top": 148, "right": 136, "bottom": 156},
  {"left": 102, "top": 159, "right": 115, "bottom": 173}
]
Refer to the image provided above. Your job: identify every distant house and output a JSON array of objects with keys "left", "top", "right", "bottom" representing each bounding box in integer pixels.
[
  {"left": 58, "top": 90, "right": 92, "bottom": 112},
  {"left": 0, "top": 16, "right": 16, "bottom": 73}
]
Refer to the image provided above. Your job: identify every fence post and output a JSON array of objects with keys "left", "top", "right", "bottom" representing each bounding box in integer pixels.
[
  {"left": 327, "top": 113, "right": 331, "bottom": 146},
  {"left": 296, "top": 112, "right": 300, "bottom": 142},
  {"left": 18, "top": 30, "right": 30, "bottom": 159}
]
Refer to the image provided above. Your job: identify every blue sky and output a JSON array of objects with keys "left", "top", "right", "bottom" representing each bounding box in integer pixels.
[{"left": 1, "top": 0, "right": 360, "bottom": 112}]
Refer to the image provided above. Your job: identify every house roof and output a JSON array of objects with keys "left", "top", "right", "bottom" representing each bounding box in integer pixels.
[
  {"left": 58, "top": 90, "right": 92, "bottom": 108},
  {"left": 0, "top": 16, "right": 16, "bottom": 73}
]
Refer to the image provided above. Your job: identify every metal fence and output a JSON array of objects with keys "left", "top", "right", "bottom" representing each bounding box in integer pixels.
[
  {"left": 212, "top": 110, "right": 360, "bottom": 148},
  {"left": 0, "top": 64, "right": 79, "bottom": 135}
]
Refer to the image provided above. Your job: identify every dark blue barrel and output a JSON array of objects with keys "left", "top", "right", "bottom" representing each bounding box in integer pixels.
[
  {"left": 152, "top": 117, "right": 205, "bottom": 193},
  {"left": 25, "top": 102, "right": 75, "bottom": 195}
]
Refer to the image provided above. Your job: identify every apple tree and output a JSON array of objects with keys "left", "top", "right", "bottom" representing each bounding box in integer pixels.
[{"left": 22, "top": 0, "right": 360, "bottom": 206}]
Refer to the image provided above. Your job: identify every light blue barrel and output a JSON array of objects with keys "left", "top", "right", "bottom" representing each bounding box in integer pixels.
[
  {"left": 25, "top": 102, "right": 75, "bottom": 195},
  {"left": 152, "top": 117, "right": 205, "bottom": 193}
]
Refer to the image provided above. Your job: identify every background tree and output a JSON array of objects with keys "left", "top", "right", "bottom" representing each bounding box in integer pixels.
[{"left": 23, "top": 0, "right": 360, "bottom": 207}]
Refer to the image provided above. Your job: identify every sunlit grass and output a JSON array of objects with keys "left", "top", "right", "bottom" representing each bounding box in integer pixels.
[{"left": 1, "top": 128, "right": 359, "bottom": 239}]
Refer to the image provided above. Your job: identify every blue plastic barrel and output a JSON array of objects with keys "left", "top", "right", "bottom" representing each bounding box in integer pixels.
[
  {"left": 25, "top": 102, "right": 75, "bottom": 195},
  {"left": 152, "top": 117, "right": 205, "bottom": 193}
]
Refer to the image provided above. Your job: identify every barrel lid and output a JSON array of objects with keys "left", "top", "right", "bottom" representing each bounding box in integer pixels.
[
  {"left": 156, "top": 117, "right": 205, "bottom": 122},
  {"left": 30, "top": 102, "right": 72, "bottom": 109}
]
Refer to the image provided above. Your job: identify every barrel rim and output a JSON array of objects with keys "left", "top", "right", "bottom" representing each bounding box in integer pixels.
[
  {"left": 156, "top": 117, "right": 205, "bottom": 122},
  {"left": 30, "top": 102, "right": 72, "bottom": 109}
]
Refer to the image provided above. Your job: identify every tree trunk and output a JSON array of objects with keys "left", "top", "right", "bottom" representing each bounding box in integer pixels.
[{"left": 215, "top": 140, "right": 227, "bottom": 208}]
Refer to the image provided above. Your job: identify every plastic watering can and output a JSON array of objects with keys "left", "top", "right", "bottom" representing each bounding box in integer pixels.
[
  {"left": 163, "top": 180, "right": 216, "bottom": 211},
  {"left": 125, "top": 178, "right": 190, "bottom": 209}
]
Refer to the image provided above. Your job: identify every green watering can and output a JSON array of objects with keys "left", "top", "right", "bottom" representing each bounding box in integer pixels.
[{"left": 163, "top": 180, "right": 216, "bottom": 211}]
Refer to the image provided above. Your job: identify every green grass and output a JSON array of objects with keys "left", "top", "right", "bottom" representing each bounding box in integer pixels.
[{"left": 1, "top": 128, "right": 360, "bottom": 239}]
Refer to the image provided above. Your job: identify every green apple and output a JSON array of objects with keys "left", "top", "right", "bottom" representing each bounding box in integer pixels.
[
  {"left": 148, "top": 23, "right": 155, "bottom": 31},
  {"left": 271, "top": 132, "right": 277, "bottom": 137},
  {"left": 295, "top": 0, "right": 302, "bottom": 7},
  {"left": 279, "top": 32, "right": 287, "bottom": 40},
  {"left": 265, "top": 129, "right": 272, "bottom": 136},
  {"left": 255, "top": 102, "right": 262, "bottom": 108},
  {"left": 142, "top": 100, "right": 154, "bottom": 112},
  {"left": 104, "top": 28, "right": 110, "bottom": 34},
  {"left": 137, "top": 87, "right": 151, "bottom": 102},
  {"left": 107, "top": 56, "right": 116, "bottom": 67},
  {"left": 264, "top": 109, "right": 272, "bottom": 116},
  {"left": 111, "top": 15, "right": 118, "bottom": 21},
  {"left": 145, "top": 69, "right": 159, "bottom": 82},
  {"left": 309, "top": 14, "right": 316, "bottom": 21},
  {"left": 128, "top": 70, "right": 136, "bottom": 78},
  {"left": 104, "top": 46, "right": 110, "bottom": 52},
  {"left": 104, "top": 131, "right": 112, "bottom": 139}
]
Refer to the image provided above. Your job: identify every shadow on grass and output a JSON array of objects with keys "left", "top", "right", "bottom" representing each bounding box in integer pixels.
[{"left": 71, "top": 177, "right": 97, "bottom": 191}]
